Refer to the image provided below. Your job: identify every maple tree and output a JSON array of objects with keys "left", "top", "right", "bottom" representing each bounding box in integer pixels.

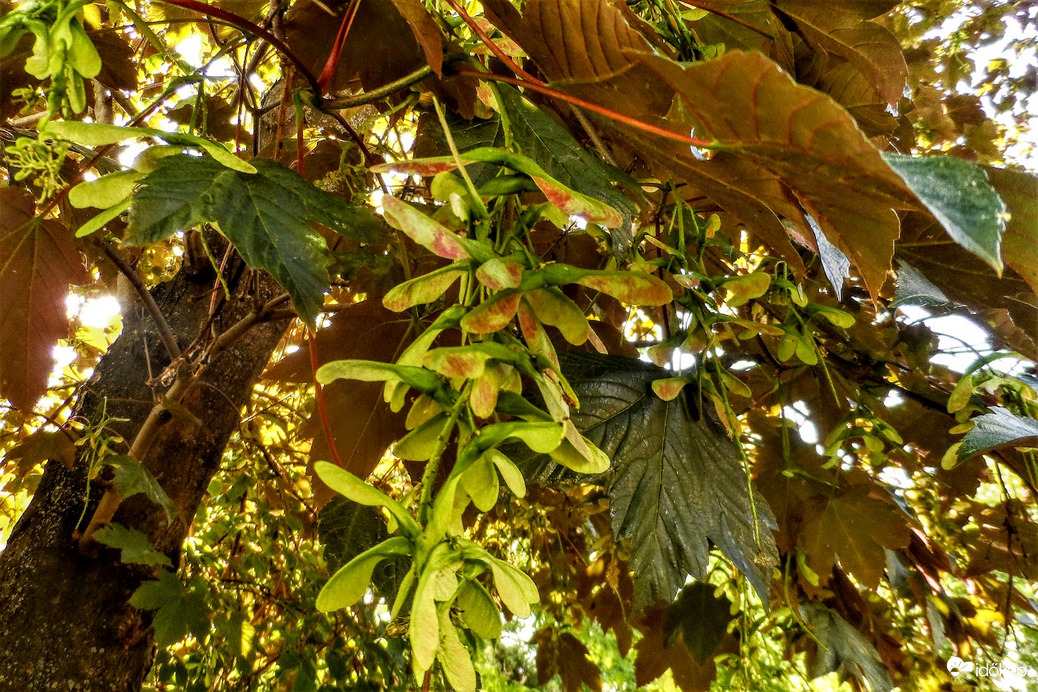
[{"left": 0, "top": 0, "right": 1036, "bottom": 689}]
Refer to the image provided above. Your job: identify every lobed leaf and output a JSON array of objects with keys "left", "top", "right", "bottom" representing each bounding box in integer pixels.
[
  {"left": 797, "top": 484, "right": 911, "bottom": 589},
  {"left": 0, "top": 188, "right": 89, "bottom": 413},
  {"left": 128, "top": 156, "right": 377, "bottom": 325},
  {"left": 108, "top": 455, "right": 175, "bottom": 522},
  {"left": 94, "top": 523, "right": 172, "bottom": 567},
  {"left": 523, "top": 353, "right": 778, "bottom": 608}
]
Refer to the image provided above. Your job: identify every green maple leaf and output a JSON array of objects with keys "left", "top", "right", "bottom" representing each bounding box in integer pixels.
[
  {"left": 126, "top": 155, "right": 381, "bottom": 326},
  {"left": 959, "top": 407, "right": 1038, "bottom": 460},
  {"left": 130, "top": 570, "right": 210, "bottom": 648},
  {"left": 93, "top": 523, "right": 171, "bottom": 567}
]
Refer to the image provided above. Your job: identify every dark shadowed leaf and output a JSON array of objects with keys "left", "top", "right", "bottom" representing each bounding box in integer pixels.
[
  {"left": 634, "top": 605, "right": 722, "bottom": 691},
  {"left": 0, "top": 187, "right": 89, "bottom": 413},
  {"left": 533, "top": 627, "right": 603, "bottom": 692},
  {"left": 108, "top": 455, "right": 175, "bottom": 522},
  {"left": 963, "top": 501, "right": 1038, "bottom": 580},
  {"left": 897, "top": 227, "right": 1038, "bottom": 361},
  {"left": 959, "top": 408, "right": 1038, "bottom": 461},
  {"left": 892, "top": 261, "right": 950, "bottom": 308},
  {"left": 318, "top": 496, "right": 405, "bottom": 603},
  {"left": 386, "top": 0, "right": 443, "bottom": 75},
  {"left": 94, "top": 523, "right": 172, "bottom": 567},
  {"left": 264, "top": 301, "right": 413, "bottom": 487},
  {"left": 665, "top": 582, "right": 734, "bottom": 665},
  {"left": 526, "top": 352, "right": 777, "bottom": 609},
  {"left": 801, "top": 603, "right": 893, "bottom": 692},
  {"left": 130, "top": 570, "right": 210, "bottom": 648}
]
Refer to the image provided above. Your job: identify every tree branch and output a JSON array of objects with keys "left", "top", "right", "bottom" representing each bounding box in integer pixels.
[{"left": 97, "top": 240, "right": 182, "bottom": 361}]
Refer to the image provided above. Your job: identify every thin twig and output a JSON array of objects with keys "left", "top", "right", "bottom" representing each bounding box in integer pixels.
[
  {"left": 456, "top": 69, "right": 719, "bottom": 149},
  {"left": 207, "top": 294, "right": 291, "bottom": 359},
  {"left": 155, "top": 0, "right": 322, "bottom": 94},
  {"left": 677, "top": 0, "right": 774, "bottom": 40},
  {"left": 322, "top": 64, "right": 433, "bottom": 109},
  {"left": 569, "top": 105, "right": 617, "bottom": 167},
  {"left": 316, "top": 0, "right": 362, "bottom": 91},
  {"left": 309, "top": 331, "right": 346, "bottom": 468}
]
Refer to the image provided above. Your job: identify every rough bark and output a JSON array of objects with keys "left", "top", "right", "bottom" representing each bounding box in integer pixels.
[{"left": 0, "top": 254, "right": 290, "bottom": 690}]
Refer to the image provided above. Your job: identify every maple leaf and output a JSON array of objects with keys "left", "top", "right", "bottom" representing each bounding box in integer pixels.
[
  {"left": 93, "top": 523, "right": 172, "bottom": 567},
  {"left": 963, "top": 501, "right": 1038, "bottom": 580},
  {"left": 0, "top": 187, "right": 89, "bottom": 413},
  {"left": 772, "top": 0, "right": 907, "bottom": 106},
  {"left": 958, "top": 407, "right": 1038, "bottom": 461},
  {"left": 633, "top": 605, "right": 727, "bottom": 691},
  {"left": 801, "top": 603, "right": 893, "bottom": 692},
  {"left": 532, "top": 628, "right": 603, "bottom": 692},
  {"left": 632, "top": 51, "right": 908, "bottom": 299},
  {"left": 985, "top": 166, "right": 1038, "bottom": 294},
  {"left": 284, "top": 0, "right": 440, "bottom": 93},
  {"left": 527, "top": 352, "right": 778, "bottom": 609},
  {"left": 482, "top": 0, "right": 911, "bottom": 298},
  {"left": 797, "top": 484, "right": 912, "bottom": 589},
  {"left": 129, "top": 570, "right": 210, "bottom": 648},
  {"left": 665, "top": 582, "right": 735, "bottom": 665},
  {"left": 127, "top": 155, "right": 380, "bottom": 326},
  {"left": 263, "top": 300, "right": 414, "bottom": 489}
]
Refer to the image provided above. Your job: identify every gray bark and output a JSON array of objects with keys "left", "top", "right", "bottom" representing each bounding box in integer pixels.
[{"left": 0, "top": 254, "right": 289, "bottom": 690}]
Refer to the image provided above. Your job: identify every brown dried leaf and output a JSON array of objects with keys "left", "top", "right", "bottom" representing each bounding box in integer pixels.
[
  {"left": 264, "top": 301, "right": 413, "bottom": 485},
  {"left": 798, "top": 484, "right": 912, "bottom": 589},
  {"left": 633, "top": 51, "right": 908, "bottom": 298},
  {"left": 4, "top": 429, "right": 78, "bottom": 474},
  {"left": 773, "top": 0, "right": 908, "bottom": 105},
  {"left": 0, "top": 188, "right": 89, "bottom": 412}
]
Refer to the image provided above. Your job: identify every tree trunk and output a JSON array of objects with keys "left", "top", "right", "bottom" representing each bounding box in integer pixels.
[{"left": 0, "top": 253, "right": 290, "bottom": 690}]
